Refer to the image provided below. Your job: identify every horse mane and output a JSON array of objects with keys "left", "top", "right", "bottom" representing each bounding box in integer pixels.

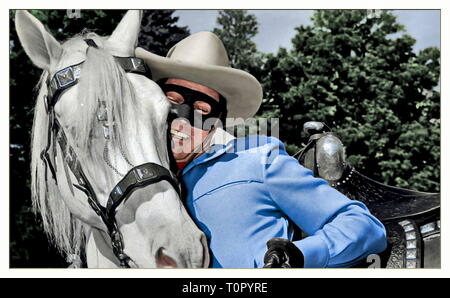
[{"left": 30, "top": 32, "right": 138, "bottom": 261}]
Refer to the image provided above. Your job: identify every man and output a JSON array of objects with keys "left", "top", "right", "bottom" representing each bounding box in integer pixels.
[{"left": 135, "top": 32, "right": 387, "bottom": 268}]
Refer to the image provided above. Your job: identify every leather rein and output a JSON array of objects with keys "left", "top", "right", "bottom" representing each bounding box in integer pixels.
[{"left": 41, "top": 39, "right": 180, "bottom": 267}]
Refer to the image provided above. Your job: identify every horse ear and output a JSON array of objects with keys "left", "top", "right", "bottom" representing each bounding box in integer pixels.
[
  {"left": 107, "top": 10, "right": 142, "bottom": 56},
  {"left": 15, "top": 10, "right": 63, "bottom": 70}
]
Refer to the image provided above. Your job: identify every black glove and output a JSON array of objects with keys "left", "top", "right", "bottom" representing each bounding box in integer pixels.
[{"left": 263, "top": 238, "right": 304, "bottom": 268}]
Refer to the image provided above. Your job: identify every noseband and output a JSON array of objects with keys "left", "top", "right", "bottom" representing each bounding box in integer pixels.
[{"left": 41, "top": 39, "right": 180, "bottom": 267}]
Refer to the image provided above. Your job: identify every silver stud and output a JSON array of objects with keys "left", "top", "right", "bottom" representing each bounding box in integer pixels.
[
  {"left": 406, "top": 260, "right": 417, "bottom": 268},
  {"left": 56, "top": 67, "right": 75, "bottom": 87},
  {"left": 97, "top": 110, "right": 107, "bottom": 121},
  {"left": 398, "top": 220, "right": 411, "bottom": 227},
  {"left": 114, "top": 186, "right": 123, "bottom": 196},
  {"left": 404, "top": 225, "right": 414, "bottom": 232},
  {"left": 405, "top": 231, "right": 416, "bottom": 240},
  {"left": 406, "top": 240, "right": 417, "bottom": 249},
  {"left": 420, "top": 222, "right": 436, "bottom": 234},
  {"left": 73, "top": 66, "right": 81, "bottom": 79},
  {"left": 406, "top": 249, "right": 417, "bottom": 259},
  {"left": 103, "top": 126, "right": 110, "bottom": 139}
]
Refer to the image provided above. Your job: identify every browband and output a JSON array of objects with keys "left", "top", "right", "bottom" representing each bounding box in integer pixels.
[{"left": 46, "top": 56, "right": 151, "bottom": 111}]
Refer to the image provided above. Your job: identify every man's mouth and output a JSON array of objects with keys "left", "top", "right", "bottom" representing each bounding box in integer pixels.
[{"left": 170, "top": 129, "right": 190, "bottom": 140}]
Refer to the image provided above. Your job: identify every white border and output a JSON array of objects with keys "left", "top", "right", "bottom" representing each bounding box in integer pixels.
[{"left": 2, "top": 0, "right": 448, "bottom": 278}]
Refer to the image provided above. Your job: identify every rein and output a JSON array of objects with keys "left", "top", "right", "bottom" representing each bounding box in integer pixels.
[{"left": 41, "top": 39, "right": 180, "bottom": 267}]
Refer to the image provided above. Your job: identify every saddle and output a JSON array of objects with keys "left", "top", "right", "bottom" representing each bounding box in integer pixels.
[{"left": 293, "top": 121, "right": 440, "bottom": 268}]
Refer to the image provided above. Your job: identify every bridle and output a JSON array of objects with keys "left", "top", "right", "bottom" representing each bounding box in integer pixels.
[{"left": 41, "top": 39, "right": 180, "bottom": 267}]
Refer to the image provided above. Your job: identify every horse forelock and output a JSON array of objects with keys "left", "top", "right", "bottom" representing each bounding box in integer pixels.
[
  {"left": 30, "top": 32, "right": 140, "bottom": 262},
  {"left": 72, "top": 34, "right": 138, "bottom": 164}
]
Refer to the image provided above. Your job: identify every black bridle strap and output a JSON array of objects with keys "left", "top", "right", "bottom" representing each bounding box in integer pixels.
[
  {"left": 54, "top": 110, "right": 180, "bottom": 268},
  {"left": 45, "top": 56, "right": 150, "bottom": 111},
  {"left": 41, "top": 105, "right": 58, "bottom": 183},
  {"left": 84, "top": 38, "right": 98, "bottom": 48},
  {"left": 107, "top": 163, "right": 180, "bottom": 219},
  {"left": 53, "top": 117, "right": 106, "bottom": 218},
  {"left": 40, "top": 45, "right": 176, "bottom": 267},
  {"left": 41, "top": 55, "right": 152, "bottom": 186},
  {"left": 53, "top": 118, "right": 125, "bottom": 264},
  {"left": 55, "top": 116, "right": 180, "bottom": 221}
]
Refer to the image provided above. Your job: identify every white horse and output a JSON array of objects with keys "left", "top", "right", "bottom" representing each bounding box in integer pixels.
[{"left": 15, "top": 10, "right": 209, "bottom": 268}]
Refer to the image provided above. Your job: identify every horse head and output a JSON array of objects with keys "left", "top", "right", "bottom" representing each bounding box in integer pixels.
[{"left": 16, "top": 10, "right": 209, "bottom": 268}]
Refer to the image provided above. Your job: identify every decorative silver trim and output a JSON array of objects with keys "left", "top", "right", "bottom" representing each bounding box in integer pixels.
[
  {"left": 420, "top": 222, "right": 436, "bottom": 235},
  {"left": 404, "top": 224, "right": 414, "bottom": 232},
  {"left": 406, "top": 260, "right": 417, "bottom": 268},
  {"left": 400, "top": 219, "right": 421, "bottom": 268},
  {"left": 406, "top": 240, "right": 417, "bottom": 249}
]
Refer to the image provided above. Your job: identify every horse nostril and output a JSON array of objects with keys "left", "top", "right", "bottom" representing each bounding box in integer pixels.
[{"left": 155, "top": 247, "right": 178, "bottom": 268}]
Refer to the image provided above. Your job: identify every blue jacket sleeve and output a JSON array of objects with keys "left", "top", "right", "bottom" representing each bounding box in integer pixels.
[{"left": 262, "top": 137, "right": 387, "bottom": 268}]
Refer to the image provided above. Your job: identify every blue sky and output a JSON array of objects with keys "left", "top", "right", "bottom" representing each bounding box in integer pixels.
[{"left": 173, "top": 10, "right": 440, "bottom": 54}]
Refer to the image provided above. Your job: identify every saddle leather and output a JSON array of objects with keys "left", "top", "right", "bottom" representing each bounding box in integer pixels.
[{"left": 294, "top": 121, "right": 440, "bottom": 268}]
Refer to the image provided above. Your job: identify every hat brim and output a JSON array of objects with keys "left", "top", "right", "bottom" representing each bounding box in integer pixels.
[{"left": 135, "top": 47, "right": 262, "bottom": 121}]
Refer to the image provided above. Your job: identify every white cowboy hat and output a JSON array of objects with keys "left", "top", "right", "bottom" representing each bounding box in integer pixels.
[{"left": 135, "top": 31, "right": 263, "bottom": 120}]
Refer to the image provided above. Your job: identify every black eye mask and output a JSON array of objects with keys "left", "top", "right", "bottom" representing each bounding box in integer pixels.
[{"left": 159, "top": 82, "right": 226, "bottom": 130}]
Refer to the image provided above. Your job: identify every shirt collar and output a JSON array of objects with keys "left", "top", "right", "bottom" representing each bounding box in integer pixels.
[{"left": 181, "top": 127, "right": 236, "bottom": 175}]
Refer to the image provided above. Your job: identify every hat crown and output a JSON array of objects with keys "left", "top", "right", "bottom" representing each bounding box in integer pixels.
[
  {"left": 135, "top": 31, "right": 263, "bottom": 121},
  {"left": 167, "top": 32, "right": 230, "bottom": 67}
]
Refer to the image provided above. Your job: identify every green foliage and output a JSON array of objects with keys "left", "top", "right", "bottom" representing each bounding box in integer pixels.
[
  {"left": 259, "top": 10, "right": 440, "bottom": 192},
  {"left": 213, "top": 10, "right": 268, "bottom": 136},
  {"left": 139, "top": 10, "right": 190, "bottom": 56},
  {"left": 213, "top": 10, "right": 261, "bottom": 73},
  {"left": 9, "top": 9, "right": 190, "bottom": 267}
]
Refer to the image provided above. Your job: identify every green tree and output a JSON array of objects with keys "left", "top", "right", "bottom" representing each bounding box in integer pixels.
[
  {"left": 213, "top": 10, "right": 261, "bottom": 73},
  {"left": 260, "top": 10, "right": 440, "bottom": 192},
  {"left": 213, "top": 10, "right": 268, "bottom": 137},
  {"left": 139, "top": 10, "right": 190, "bottom": 56},
  {"left": 9, "top": 9, "right": 190, "bottom": 267}
]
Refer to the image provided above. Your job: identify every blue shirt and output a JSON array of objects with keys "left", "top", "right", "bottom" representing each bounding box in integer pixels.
[{"left": 181, "top": 133, "right": 387, "bottom": 268}]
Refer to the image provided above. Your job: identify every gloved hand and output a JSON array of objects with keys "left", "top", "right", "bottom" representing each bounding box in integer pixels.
[{"left": 263, "top": 238, "right": 304, "bottom": 268}]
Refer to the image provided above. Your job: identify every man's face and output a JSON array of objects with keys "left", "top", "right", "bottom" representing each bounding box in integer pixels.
[{"left": 162, "top": 78, "right": 221, "bottom": 162}]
